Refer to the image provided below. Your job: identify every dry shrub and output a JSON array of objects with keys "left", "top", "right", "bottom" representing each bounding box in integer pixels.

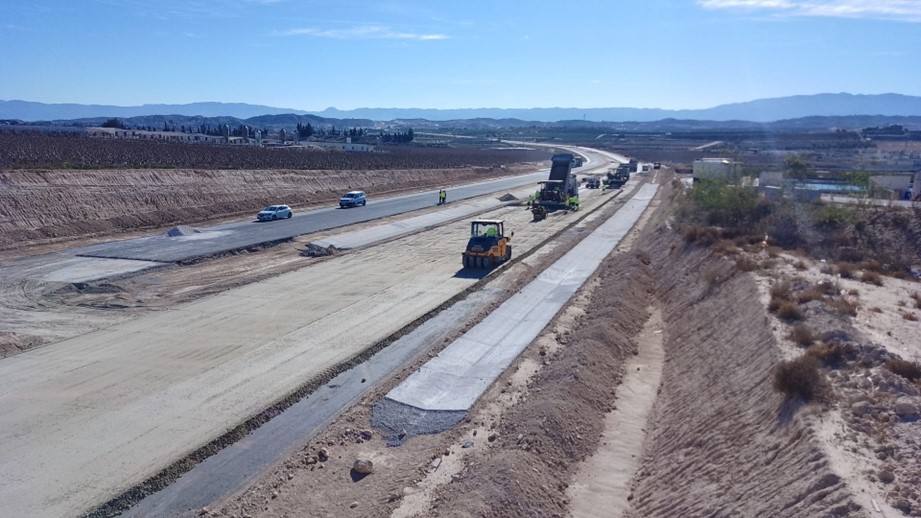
[
  {"left": 860, "top": 271, "right": 884, "bottom": 287},
  {"left": 911, "top": 292, "right": 921, "bottom": 310},
  {"left": 788, "top": 324, "right": 815, "bottom": 346},
  {"left": 886, "top": 359, "right": 921, "bottom": 382},
  {"left": 767, "top": 246, "right": 781, "bottom": 258},
  {"left": 836, "top": 262, "right": 856, "bottom": 279},
  {"left": 903, "top": 312, "right": 919, "bottom": 322},
  {"left": 860, "top": 259, "right": 883, "bottom": 273},
  {"left": 848, "top": 288, "right": 859, "bottom": 297},
  {"left": 797, "top": 286, "right": 826, "bottom": 304},
  {"left": 819, "top": 264, "right": 835, "bottom": 275},
  {"left": 776, "top": 302, "right": 804, "bottom": 321},
  {"left": 714, "top": 240, "right": 740, "bottom": 256},
  {"left": 774, "top": 355, "right": 822, "bottom": 400},
  {"left": 683, "top": 225, "right": 719, "bottom": 246},
  {"left": 735, "top": 256, "right": 758, "bottom": 272},
  {"left": 828, "top": 296, "right": 859, "bottom": 317},
  {"left": 760, "top": 259, "right": 778, "bottom": 270},
  {"left": 807, "top": 342, "right": 854, "bottom": 369},
  {"left": 870, "top": 307, "right": 883, "bottom": 313},
  {"left": 794, "top": 260, "right": 808, "bottom": 271},
  {"left": 768, "top": 280, "right": 792, "bottom": 312}
]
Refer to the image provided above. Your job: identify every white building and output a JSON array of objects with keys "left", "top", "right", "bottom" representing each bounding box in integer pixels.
[{"left": 693, "top": 158, "right": 742, "bottom": 182}]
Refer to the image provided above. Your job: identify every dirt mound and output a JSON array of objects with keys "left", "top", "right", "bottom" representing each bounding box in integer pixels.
[
  {"left": 165, "top": 225, "right": 199, "bottom": 237},
  {"left": 0, "top": 164, "right": 537, "bottom": 250},
  {"left": 497, "top": 193, "right": 518, "bottom": 202}
]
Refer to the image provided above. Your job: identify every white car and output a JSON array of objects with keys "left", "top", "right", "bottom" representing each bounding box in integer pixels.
[{"left": 257, "top": 205, "right": 293, "bottom": 221}]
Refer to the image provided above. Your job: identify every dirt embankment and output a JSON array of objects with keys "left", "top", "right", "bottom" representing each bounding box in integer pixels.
[
  {"left": 0, "top": 164, "right": 538, "bottom": 250},
  {"left": 622, "top": 230, "right": 862, "bottom": 517}
]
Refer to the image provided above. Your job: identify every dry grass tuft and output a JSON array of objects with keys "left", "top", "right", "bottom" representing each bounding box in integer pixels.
[
  {"left": 902, "top": 312, "right": 919, "bottom": 322},
  {"left": 683, "top": 225, "right": 719, "bottom": 246},
  {"left": 794, "top": 260, "right": 808, "bottom": 271},
  {"left": 860, "top": 259, "right": 883, "bottom": 273},
  {"left": 911, "top": 292, "right": 921, "bottom": 310},
  {"left": 735, "top": 256, "right": 758, "bottom": 272},
  {"left": 807, "top": 342, "right": 854, "bottom": 369},
  {"left": 776, "top": 302, "right": 804, "bottom": 321},
  {"left": 860, "top": 271, "right": 884, "bottom": 287},
  {"left": 828, "top": 296, "right": 859, "bottom": 317},
  {"left": 835, "top": 262, "right": 856, "bottom": 279},
  {"left": 788, "top": 324, "right": 815, "bottom": 347},
  {"left": 886, "top": 359, "right": 921, "bottom": 382},
  {"left": 768, "top": 280, "right": 792, "bottom": 312},
  {"left": 714, "top": 240, "right": 741, "bottom": 256},
  {"left": 774, "top": 355, "right": 822, "bottom": 400}
]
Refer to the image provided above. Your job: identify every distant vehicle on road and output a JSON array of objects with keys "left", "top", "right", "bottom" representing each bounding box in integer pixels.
[
  {"left": 653, "top": 162, "right": 662, "bottom": 169},
  {"left": 585, "top": 177, "right": 601, "bottom": 189},
  {"left": 339, "top": 191, "right": 367, "bottom": 208},
  {"left": 257, "top": 204, "right": 293, "bottom": 221}
]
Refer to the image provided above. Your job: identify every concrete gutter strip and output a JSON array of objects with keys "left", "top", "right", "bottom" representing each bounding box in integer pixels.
[{"left": 383, "top": 183, "right": 658, "bottom": 413}]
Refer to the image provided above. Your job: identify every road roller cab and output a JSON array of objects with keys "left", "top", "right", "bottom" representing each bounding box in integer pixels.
[{"left": 462, "top": 219, "right": 512, "bottom": 269}]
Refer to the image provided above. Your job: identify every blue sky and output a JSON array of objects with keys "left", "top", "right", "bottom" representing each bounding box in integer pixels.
[{"left": 2, "top": 0, "right": 920, "bottom": 110}]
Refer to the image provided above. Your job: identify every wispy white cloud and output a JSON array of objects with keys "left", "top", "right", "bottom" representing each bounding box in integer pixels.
[
  {"left": 279, "top": 25, "right": 449, "bottom": 41},
  {"left": 698, "top": 0, "right": 921, "bottom": 22}
]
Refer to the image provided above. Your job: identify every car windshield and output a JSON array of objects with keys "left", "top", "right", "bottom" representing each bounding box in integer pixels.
[{"left": 262, "top": 206, "right": 277, "bottom": 211}]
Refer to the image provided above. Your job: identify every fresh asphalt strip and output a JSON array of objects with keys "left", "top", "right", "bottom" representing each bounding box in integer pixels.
[
  {"left": 374, "top": 183, "right": 659, "bottom": 435},
  {"left": 72, "top": 172, "right": 550, "bottom": 263}
]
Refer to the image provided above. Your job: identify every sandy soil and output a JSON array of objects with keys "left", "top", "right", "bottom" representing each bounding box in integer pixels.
[
  {"left": 566, "top": 306, "right": 665, "bottom": 518},
  {"left": 0, "top": 163, "right": 540, "bottom": 250},
  {"left": 750, "top": 252, "right": 921, "bottom": 516}
]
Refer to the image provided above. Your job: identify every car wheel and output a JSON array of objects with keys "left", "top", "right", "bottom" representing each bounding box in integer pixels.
[
  {"left": 287, "top": 212, "right": 292, "bottom": 219},
  {"left": 362, "top": 200, "right": 366, "bottom": 206}
]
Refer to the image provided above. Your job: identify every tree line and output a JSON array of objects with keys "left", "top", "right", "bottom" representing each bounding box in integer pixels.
[{"left": 98, "top": 118, "right": 414, "bottom": 143}]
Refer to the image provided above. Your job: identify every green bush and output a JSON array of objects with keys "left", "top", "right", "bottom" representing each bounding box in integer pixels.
[
  {"left": 814, "top": 205, "right": 855, "bottom": 228},
  {"left": 689, "top": 180, "right": 768, "bottom": 228}
]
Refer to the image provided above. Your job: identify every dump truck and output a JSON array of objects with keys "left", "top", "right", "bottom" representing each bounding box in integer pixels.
[
  {"left": 462, "top": 219, "right": 512, "bottom": 269},
  {"left": 604, "top": 165, "right": 630, "bottom": 189},
  {"left": 532, "top": 153, "right": 580, "bottom": 221}
]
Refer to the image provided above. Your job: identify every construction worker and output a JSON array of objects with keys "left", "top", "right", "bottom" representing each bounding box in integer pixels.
[
  {"left": 568, "top": 195, "right": 580, "bottom": 210},
  {"left": 438, "top": 189, "right": 447, "bottom": 205}
]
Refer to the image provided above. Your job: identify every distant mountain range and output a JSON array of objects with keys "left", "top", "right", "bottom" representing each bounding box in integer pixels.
[
  {"left": 315, "top": 93, "right": 921, "bottom": 123},
  {"left": 3, "top": 93, "right": 921, "bottom": 124},
  {"left": 0, "top": 100, "right": 309, "bottom": 121}
]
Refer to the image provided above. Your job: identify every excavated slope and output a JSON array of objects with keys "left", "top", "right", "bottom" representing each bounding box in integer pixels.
[{"left": 625, "top": 230, "right": 863, "bottom": 517}]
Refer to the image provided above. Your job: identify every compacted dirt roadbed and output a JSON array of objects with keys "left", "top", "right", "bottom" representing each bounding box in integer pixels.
[{"left": 0, "top": 177, "right": 624, "bottom": 517}]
